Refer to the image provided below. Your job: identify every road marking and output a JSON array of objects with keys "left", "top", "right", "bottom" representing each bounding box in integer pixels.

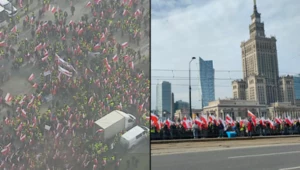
[
  {"left": 279, "top": 166, "right": 300, "bottom": 170},
  {"left": 152, "top": 143, "right": 300, "bottom": 156},
  {"left": 228, "top": 151, "right": 300, "bottom": 159}
]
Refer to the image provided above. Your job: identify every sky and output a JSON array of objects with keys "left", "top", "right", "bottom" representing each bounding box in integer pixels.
[{"left": 151, "top": 0, "right": 300, "bottom": 110}]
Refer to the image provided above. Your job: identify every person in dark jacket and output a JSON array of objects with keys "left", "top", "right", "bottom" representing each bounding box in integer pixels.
[{"left": 218, "top": 123, "right": 224, "bottom": 138}]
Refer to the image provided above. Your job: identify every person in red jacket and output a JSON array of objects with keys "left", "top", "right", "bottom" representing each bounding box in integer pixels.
[{"left": 247, "top": 120, "right": 253, "bottom": 138}]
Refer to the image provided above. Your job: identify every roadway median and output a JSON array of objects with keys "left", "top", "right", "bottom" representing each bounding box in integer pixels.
[{"left": 151, "top": 135, "right": 300, "bottom": 144}]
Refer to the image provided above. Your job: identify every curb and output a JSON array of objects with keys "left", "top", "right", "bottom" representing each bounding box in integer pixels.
[{"left": 151, "top": 135, "right": 300, "bottom": 144}]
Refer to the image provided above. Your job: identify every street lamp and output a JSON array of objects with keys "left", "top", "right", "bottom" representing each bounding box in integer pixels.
[{"left": 189, "top": 57, "right": 196, "bottom": 118}]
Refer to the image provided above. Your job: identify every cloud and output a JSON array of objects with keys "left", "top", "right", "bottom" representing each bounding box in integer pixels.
[{"left": 151, "top": 0, "right": 300, "bottom": 110}]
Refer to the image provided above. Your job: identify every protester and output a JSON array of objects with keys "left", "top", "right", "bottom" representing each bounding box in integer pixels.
[
  {"left": 151, "top": 114, "right": 300, "bottom": 140},
  {"left": 0, "top": 0, "right": 150, "bottom": 169}
]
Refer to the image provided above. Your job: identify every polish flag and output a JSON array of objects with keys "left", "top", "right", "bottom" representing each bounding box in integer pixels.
[
  {"left": 35, "top": 25, "right": 41, "bottom": 34},
  {"left": 218, "top": 118, "right": 226, "bottom": 129},
  {"left": 164, "top": 119, "right": 174, "bottom": 129},
  {"left": 151, "top": 113, "right": 159, "bottom": 123},
  {"left": 0, "top": 41, "right": 6, "bottom": 47},
  {"left": 88, "top": 96, "right": 94, "bottom": 105},
  {"left": 58, "top": 66, "right": 72, "bottom": 77},
  {"left": 194, "top": 117, "right": 202, "bottom": 127},
  {"left": 100, "top": 33, "right": 105, "bottom": 42},
  {"left": 69, "top": 20, "right": 74, "bottom": 25},
  {"left": 200, "top": 115, "right": 208, "bottom": 126},
  {"left": 96, "top": 129, "right": 104, "bottom": 133},
  {"left": 208, "top": 115, "right": 216, "bottom": 123},
  {"left": 107, "top": 94, "right": 111, "bottom": 99},
  {"left": 266, "top": 119, "right": 275, "bottom": 129},
  {"left": 20, "top": 134, "right": 26, "bottom": 142},
  {"left": 259, "top": 117, "right": 266, "bottom": 126},
  {"left": 11, "top": 26, "right": 17, "bottom": 33},
  {"left": 35, "top": 43, "right": 43, "bottom": 51},
  {"left": 134, "top": 9, "right": 142, "bottom": 17},
  {"left": 121, "top": 42, "right": 128, "bottom": 48},
  {"left": 285, "top": 117, "right": 293, "bottom": 126},
  {"left": 42, "top": 53, "right": 49, "bottom": 62},
  {"left": 122, "top": 9, "right": 128, "bottom": 16},
  {"left": 1, "top": 148, "right": 9, "bottom": 155},
  {"left": 32, "top": 83, "right": 38, "bottom": 88},
  {"left": 112, "top": 55, "right": 118, "bottom": 62},
  {"left": 181, "top": 119, "right": 191, "bottom": 130},
  {"left": 19, "top": 0, "right": 23, "bottom": 8},
  {"left": 275, "top": 117, "right": 282, "bottom": 124},
  {"left": 95, "top": 0, "right": 101, "bottom": 4},
  {"left": 225, "top": 114, "right": 233, "bottom": 124},
  {"left": 5, "top": 93, "right": 12, "bottom": 102},
  {"left": 93, "top": 43, "right": 100, "bottom": 50},
  {"left": 21, "top": 109, "right": 27, "bottom": 118},
  {"left": 247, "top": 110, "right": 257, "bottom": 126},
  {"left": 61, "top": 35, "right": 66, "bottom": 41},
  {"left": 51, "top": 6, "right": 56, "bottom": 13},
  {"left": 112, "top": 12, "right": 117, "bottom": 18},
  {"left": 17, "top": 122, "right": 23, "bottom": 131},
  {"left": 123, "top": 55, "right": 130, "bottom": 62},
  {"left": 129, "top": 61, "right": 134, "bottom": 70},
  {"left": 77, "top": 28, "right": 84, "bottom": 35},
  {"left": 86, "top": 1, "right": 92, "bottom": 7},
  {"left": 28, "top": 73, "right": 34, "bottom": 81}
]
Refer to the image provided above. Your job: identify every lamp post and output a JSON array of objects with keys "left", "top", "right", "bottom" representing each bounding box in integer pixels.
[{"left": 189, "top": 57, "right": 196, "bottom": 118}]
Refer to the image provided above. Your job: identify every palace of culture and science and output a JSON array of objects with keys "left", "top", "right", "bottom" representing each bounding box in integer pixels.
[{"left": 202, "top": 0, "right": 300, "bottom": 120}]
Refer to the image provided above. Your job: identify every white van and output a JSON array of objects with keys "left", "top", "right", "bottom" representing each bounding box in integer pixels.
[
  {"left": 0, "top": 6, "right": 8, "bottom": 28},
  {"left": 120, "top": 125, "right": 149, "bottom": 150},
  {"left": 0, "top": 0, "right": 17, "bottom": 17}
]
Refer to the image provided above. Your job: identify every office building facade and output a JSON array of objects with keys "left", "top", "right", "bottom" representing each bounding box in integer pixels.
[
  {"left": 199, "top": 57, "right": 215, "bottom": 108},
  {"left": 156, "top": 81, "right": 172, "bottom": 117}
]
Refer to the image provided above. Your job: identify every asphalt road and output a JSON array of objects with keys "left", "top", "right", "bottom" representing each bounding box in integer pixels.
[
  {"left": 118, "top": 139, "right": 150, "bottom": 170},
  {"left": 152, "top": 144, "right": 300, "bottom": 170}
]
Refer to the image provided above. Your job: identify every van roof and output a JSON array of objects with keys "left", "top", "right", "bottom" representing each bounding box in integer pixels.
[
  {"left": 95, "top": 110, "right": 127, "bottom": 129},
  {"left": 122, "top": 126, "right": 144, "bottom": 141},
  {"left": 0, "top": 0, "right": 9, "bottom": 5}
]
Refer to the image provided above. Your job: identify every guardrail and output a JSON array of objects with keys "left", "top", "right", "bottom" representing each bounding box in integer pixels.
[{"left": 151, "top": 135, "right": 300, "bottom": 144}]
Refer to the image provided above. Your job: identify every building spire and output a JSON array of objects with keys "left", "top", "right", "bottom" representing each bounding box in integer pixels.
[{"left": 253, "top": 0, "right": 258, "bottom": 12}]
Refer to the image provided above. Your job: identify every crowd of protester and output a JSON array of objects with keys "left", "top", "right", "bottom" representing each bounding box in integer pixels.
[
  {"left": 150, "top": 113, "right": 300, "bottom": 140},
  {"left": 0, "top": 0, "right": 149, "bottom": 169}
]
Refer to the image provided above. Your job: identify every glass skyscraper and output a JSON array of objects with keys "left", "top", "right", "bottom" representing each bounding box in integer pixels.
[
  {"left": 199, "top": 57, "right": 215, "bottom": 108},
  {"left": 156, "top": 81, "right": 172, "bottom": 117},
  {"left": 294, "top": 74, "right": 300, "bottom": 100}
]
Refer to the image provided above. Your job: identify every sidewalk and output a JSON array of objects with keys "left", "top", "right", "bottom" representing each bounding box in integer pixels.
[{"left": 151, "top": 135, "right": 300, "bottom": 144}]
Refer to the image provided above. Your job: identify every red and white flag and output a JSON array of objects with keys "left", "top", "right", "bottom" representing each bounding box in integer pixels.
[
  {"left": 51, "top": 6, "right": 56, "bottom": 13},
  {"left": 5, "top": 93, "right": 12, "bottom": 102},
  {"left": 112, "top": 55, "right": 118, "bottom": 62},
  {"left": 11, "top": 26, "right": 17, "bottom": 33},
  {"left": 19, "top": 0, "right": 23, "bottom": 8},
  {"left": 0, "top": 41, "right": 7, "bottom": 47},
  {"left": 32, "top": 83, "right": 38, "bottom": 88},
  {"left": 86, "top": 1, "right": 92, "bottom": 7},
  {"left": 28, "top": 73, "right": 34, "bottom": 81},
  {"left": 121, "top": 42, "right": 128, "bottom": 48},
  {"left": 58, "top": 66, "right": 72, "bottom": 77},
  {"left": 151, "top": 113, "right": 159, "bottom": 123},
  {"left": 129, "top": 61, "right": 134, "bottom": 70},
  {"left": 247, "top": 110, "right": 257, "bottom": 126},
  {"left": 200, "top": 115, "right": 208, "bottom": 127},
  {"left": 225, "top": 114, "right": 233, "bottom": 125},
  {"left": 20, "top": 134, "right": 26, "bottom": 142},
  {"left": 93, "top": 43, "right": 100, "bottom": 50},
  {"left": 275, "top": 117, "right": 282, "bottom": 124},
  {"left": 35, "top": 43, "right": 43, "bottom": 51},
  {"left": 123, "top": 9, "right": 128, "bottom": 16}
]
